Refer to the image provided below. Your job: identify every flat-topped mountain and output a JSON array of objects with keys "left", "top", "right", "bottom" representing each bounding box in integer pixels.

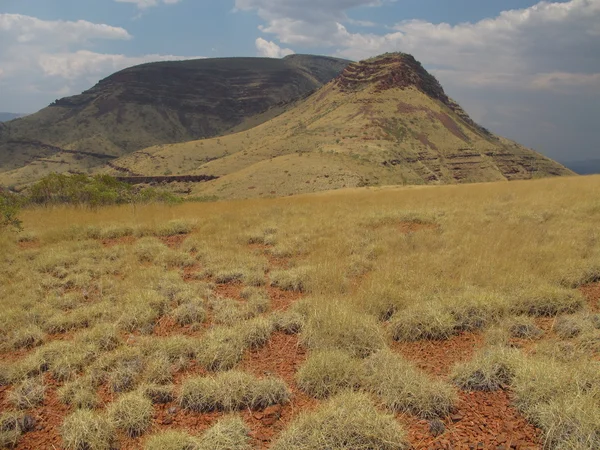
[
  {"left": 96, "top": 53, "right": 572, "bottom": 200},
  {"left": 0, "top": 55, "right": 350, "bottom": 185}
]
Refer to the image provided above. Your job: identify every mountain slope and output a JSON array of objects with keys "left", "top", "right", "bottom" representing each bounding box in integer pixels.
[
  {"left": 0, "top": 55, "right": 350, "bottom": 185},
  {"left": 96, "top": 53, "right": 573, "bottom": 200}
]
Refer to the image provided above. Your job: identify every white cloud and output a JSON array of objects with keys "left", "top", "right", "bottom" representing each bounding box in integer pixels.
[
  {"left": 114, "top": 0, "right": 182, "bottom": 9},
  {"left": 0, "top": 14, "right": 198, "bottom": 112},
  {"left": 0, "top": 14, "right": 131, "bottom": 47},
  {"left": 238, "top": 0, "right": 600, "bottom": 160},
  {"left": 255, "top": 37, "right": 294, "bottom": 58},
  {"left": 38, "top": 50, "right": 199, "bottom": 80}
]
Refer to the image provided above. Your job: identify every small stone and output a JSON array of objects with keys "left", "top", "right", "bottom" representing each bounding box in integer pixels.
[
  {"left": 451, "top": 413, "right": 464, "bottom": 423},
  {"left": 429, "top": 419, "right": 446, "bottom": 437},
  {"left": 167, "top": 406, "right": 178, "bottom": 415},
  {"left": 20, "top": 415, "right": 37, "bottom": 433}
]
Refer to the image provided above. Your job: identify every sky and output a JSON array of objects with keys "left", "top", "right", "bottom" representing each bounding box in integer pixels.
[{"left": 0, "top": 0, "right": 599, "bottom": 162}]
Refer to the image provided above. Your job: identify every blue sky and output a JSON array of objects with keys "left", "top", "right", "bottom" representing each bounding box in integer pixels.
[{"left": 1, "top": 0, "right": 599, "bottom": 161}]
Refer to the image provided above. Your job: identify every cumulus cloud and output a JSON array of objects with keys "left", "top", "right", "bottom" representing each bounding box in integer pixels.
[
  {"left": 0, "top": 13, "right": 199, "bottom": 112},
  {"left": 114, "top": 0, "right": 182, "bottom": 9},
  {"left": 238, "top": 0, "right": 600, "bottom": 160},
  {"left": 255, "top": 37, "right": 294, "bottom": 58}
]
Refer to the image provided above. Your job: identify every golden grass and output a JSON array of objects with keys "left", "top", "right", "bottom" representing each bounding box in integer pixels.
[
  {"left": 271, "top": 391, "right": 408, "bottom": 450},
  {"left": 179, "top": 371, "right": 290, "bottom": 412},
  {"left": 2, "top": 175, "right": 600, "bottom": 449}
]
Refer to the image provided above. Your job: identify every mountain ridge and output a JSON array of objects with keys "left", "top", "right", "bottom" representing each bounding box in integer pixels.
[
  {"left": 0, "top": 55, "right": 351, "bottom": 185},
  {"left": 91, "top": 52, "right": 573, "bottom": 200}
]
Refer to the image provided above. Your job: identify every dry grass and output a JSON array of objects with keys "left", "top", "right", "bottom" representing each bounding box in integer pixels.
[
  {"left": 2, "top": 175, "right": 600, "bottom": 449},
  {"left": 61, "top": 409, "right": 116, "bottom": 450},
  {"left": 144, "top": 416, "right": 251, "bottom": 450},
  {"left": 296, "top": 349, "right": 363, "bottom": 399},
  {"left": 364, "top": 349, "right": 457, "bottom": 419},
  {"left": 298, "top": 298, "right": 385, "bottom": 357},
  {"left": 271, "top": 391, "right": 408, "bottom": 450},
  {"left": 179, "top": 371, "right": 290, "bottom": 412},
  {"left": 108, "top": 391, "right": 154, "bottom": 437}
]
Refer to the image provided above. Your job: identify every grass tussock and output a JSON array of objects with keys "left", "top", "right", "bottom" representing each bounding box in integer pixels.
[
  {"left": 271, "top": 391, "right": 408, "bottom": 450},
  {"left": 270, "top": 267, "right": 311, "bottom": 292},
  {"left": 451, "top": 346, "right": 522, "bottom": 391},
  {"left": 296, "top": 350, "right": 363, "bottom": 399},
  {"left": 364, "top": 349, "right": 457, "bottom": 419},
  {"left": 144, "top": 430, "right": 197, "bottom": 450},
  {"left": 143, "top": 416, "right": 251, "bottom": 450},
  {"left": 512, "top": 285, "right": 584, "bottom": 317},
  {"left": 61, "top": 409, "right": 116, "bottom": 450},
  {"left": 179, "top": 371, "right": 290, "bottom": 412},
  {"left": 0, "top": 411, "right": 34, "bottom": 449},
  {"left": 300, "top": 299, "right": 384, "bottom": 357},
  {"left": 8, "top": 377, "right": 45, "bottom": 409},
  {"left": 196, "top": 317, "right": 274, "bottom": 371},
  {"left": 195, "top": 416, "right": 252, "bottom": 450},
  {"left": 390, "top": 303, "right": 457, "bottom": 342},
  {"left": 108, "top": 391, "right": 154, "bottom": 437},
  {"left": 58, "top": 377, "right": 99, "bottom": 409}
]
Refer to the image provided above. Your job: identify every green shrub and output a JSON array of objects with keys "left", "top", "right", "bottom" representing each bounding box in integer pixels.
[{"left": 0, "top": 188, "right": 23, "bottom": 232}]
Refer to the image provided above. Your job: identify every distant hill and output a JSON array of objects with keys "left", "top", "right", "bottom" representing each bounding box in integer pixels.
[
  {"left": 93, "top": 53, "right": 573, "bottom": 200},
  {"left": 0, "top": 113, "right": 26, "bottom": 122},
  {"left": 0, "top": 55, "right": 350, "bottom": 185},
  {"left": 562, "top": 159, "right": 600, "bottom": 175}
]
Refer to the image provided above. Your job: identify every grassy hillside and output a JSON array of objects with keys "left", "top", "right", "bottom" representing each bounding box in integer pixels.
[
  {"left": 1, "top": 175, "right": 599, "bottom": 449},
  {"left": 0, "top": 55, "right": 350, "bottom": 185},
  {"left": 97, "top": 53, "right": 572, "bottom": 200}
]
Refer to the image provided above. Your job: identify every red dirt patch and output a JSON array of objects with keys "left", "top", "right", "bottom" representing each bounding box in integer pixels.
[
  {"left": 581, "top": 282, "right": 600, "bottom": 311},
  {"left": 392, "top": 332, "right": 484, "bottom": 377},
  {"left": 266, "top": 286, "right": 303, "bottom": 311},
  {"left": 212, "top": 282, "right": 245, "bottom": 301},
  {"left": 9, "top": 375, "right": 70, "bottom": 450},
  {"left": 402, "top": 390, "right": 541, "bottom": 449},
  {"left": 17, "top": 240, "right": 41, "bottom": 250},
  {"left": 159, "top": 234, "right": 188, "bottom": 249},
  {"left": 240, "top": 332, "right": 319, "bottom": 448},
  {"left": 101, "top": 236, "right": 137, "bottom": 247}
]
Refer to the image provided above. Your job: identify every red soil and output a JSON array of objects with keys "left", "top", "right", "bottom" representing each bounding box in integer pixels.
[
  {"left": 7, "top": 375, "right": 70, "bottom": 450},
  {"left": 159, "top": 234, "right": 188, "bottom": 249},
  {"left": 240, "top": 332, "right": 319, "bottom": 448},
  {"left": 581, "top": 282, "right": 600, "bottom": 311},
  {"left": 402, "top": 390, "right": 541, "bottom": 449},
  {"left": 265, "top": 286, "right": 302, "bottom": 311},
  {"left": 392, "top": 332, "right": 484, "bottom": 377},
  {"left": 17, "top": 240, "right": 41, "bottom": 250},
  {"left": 101, "top": 236, "right": 137, "bottom": 247}
]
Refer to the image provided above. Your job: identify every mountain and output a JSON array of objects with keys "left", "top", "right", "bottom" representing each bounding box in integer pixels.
[
  {"left": 0, "top": 55, "right": 350, "bottom": 185},
  {"left": 562, "top": 159, "right": 600, "bottom": 175},
  {"left": 95, "top": 53, "right": 573, "bottom": 200},
  {"left": 0, "top": 113, "right": 27, "bottom": 122}
]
